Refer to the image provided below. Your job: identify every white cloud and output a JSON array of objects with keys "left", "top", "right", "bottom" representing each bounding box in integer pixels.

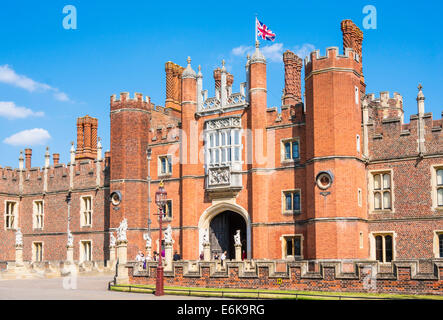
[
  {"left": 261, "top": 43, "right": 284, "bottom": 62},
  {"left": 231, "top": 42, "right": 315, "bottom": 63},
  {"left": 53, "top": 91, "right": 69, "bottom": 102},
  {"left": 0, "top": 101, "right": 44, "bottom": 119},
  {"left": 293, "top": 43, "right": 316, "bottom": 60},
  {"left": 3, "top": 128, "right": 51, "bottom": 146},
  {"left": 232, "top": 45, "right": 252, "bottom": 56},
  {"left": 0, "top": 65, "right": 71, "bottom": 102}
]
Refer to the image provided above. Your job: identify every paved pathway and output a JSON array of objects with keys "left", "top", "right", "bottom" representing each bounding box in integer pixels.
[{"left": 0, "top": 276, "right": 222, "bottom": 300}]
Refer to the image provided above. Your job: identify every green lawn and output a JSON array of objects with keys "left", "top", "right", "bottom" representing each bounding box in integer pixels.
[{"left": 110, "top": 284, "right": 443, "bottom": 300}]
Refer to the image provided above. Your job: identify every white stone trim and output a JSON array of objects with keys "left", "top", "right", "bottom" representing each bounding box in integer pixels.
[
  {"left": 368, "top": 169, "right": 395, "bottom": 213},
  {"left": 79, "top": 239, "right": 93, "bottom": 262},
  {"left": 433, "top": 230, "right": 443, "bottom": 258},
  {"left": 280, "top": 137, "right": 300, "bottom": 164},
  {"left": 32, "top": 199, "right": 44, "bottom": 230},
  {"left": 4, "top": 200, "right": 19, "bottom": 230},
  {"left": 431, "top": 164, "right": 443, "bottom": 212},
  {"left": 281, "top": 189, "right": 302, "bottom": 215},
  {"left": 279, "top": 234, "right": 304, "bottom": 259},
  {"left": 369, "top": 231, "right": 397, "bottom": 263},
  {"left": 32, "top": 241, "right": 44, "bottom": 262},
  {"left": 80, "top": 195, "right": 93, "bottom": 227},
  {"left": 157, "top": 154, "right": 173, "bottom": 177}
]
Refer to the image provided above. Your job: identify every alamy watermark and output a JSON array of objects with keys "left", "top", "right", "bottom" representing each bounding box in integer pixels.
[
  {"left": 362, "top": 5, "right": 377, "bottom": 30},
  {"left": 62, "top": 5, "right": 77, "bottom": 30}
]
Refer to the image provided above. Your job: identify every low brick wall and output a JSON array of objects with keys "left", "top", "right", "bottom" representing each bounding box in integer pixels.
[{"left": 126, "top": 259, "right": 443, "bottom": 296}]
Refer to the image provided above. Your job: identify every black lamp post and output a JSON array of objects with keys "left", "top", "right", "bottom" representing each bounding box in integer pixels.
[{"left": 154, "top": 181, "right": 167, "bottom": 296}]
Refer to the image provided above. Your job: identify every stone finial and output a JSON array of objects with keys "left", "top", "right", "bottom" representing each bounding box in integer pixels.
[
  {"left": 197, "top": 65, "right": 202, "bottom": 77},
  {"left": 251, "top": 40, "right": 266, "bottom": 64},
  {"left": 70, "top": 141, "right": 76, "bottom": 164},
  {"left": 97, "top": 137, "right": 103, "bottom": 161},
  {"left": 45, "top": 146, "right": 50, "bottom": 168},
  {"left": 221, "top": 59, "right": 226, "bottom": 71},
  {"left": 19, "top": 150, "right": 24, "bottom": 170},
  {"left": 182, "top": 56, "right": 196, "bottom": 79},
  {"left": 417, "top": 83, "right": 425, "bottom": 101},
  {"left": 417, "top": 83, "right": 425, "bottom": 115}
]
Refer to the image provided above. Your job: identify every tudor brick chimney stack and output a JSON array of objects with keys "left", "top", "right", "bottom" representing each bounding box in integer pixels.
[
  {"left": 283, "top": 50, "right": 303, "bottom": 106},
  {"left": 25, "top": 148, "right": 32, "bottom": 170}
]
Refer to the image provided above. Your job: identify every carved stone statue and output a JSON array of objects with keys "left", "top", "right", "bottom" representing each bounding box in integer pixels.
[
  {"left": 202, "top": 228, "right": 209, "bottom": 245},
  {"left": 109, "top": 232, "right": 116, "bottom": 247},
  {"left": 15, "top": 228, "right": 23, "bottom": 246},
  {"left": 234, "top": 229, "right": 241, "bottom": 246},
  {"left": 117, "top": 218, "right": 128, "bottom": 242},
  {"left": 164, "top": 224, "right": 173, "bottom": 244},
  {"left": 145, "top": 234, "right": 152, "bottom": 248},
  {"left": 67, "top": 229, "right": 73, "bottom": 247}
]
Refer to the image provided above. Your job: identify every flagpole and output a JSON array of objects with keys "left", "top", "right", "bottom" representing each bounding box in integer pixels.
[{"left": 254, "top": 14, "right": 257, "bottom": 44}]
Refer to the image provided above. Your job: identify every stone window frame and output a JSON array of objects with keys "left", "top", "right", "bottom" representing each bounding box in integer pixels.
[
  {"left": 280, "top": 137, "right": 300, "bottom": 164},
  {"left": 368, "top": 169, "right": 395, "bottom": 214},
  {"left": 158, "top": 154, "right": 172, "bottom": 177},
  {"left": 280, "top": 234, "right": 303, "bottom": 260},
  {"left": 32, "top": 241, "right": 43, "bottom": 262},
  {"left": 431, "top": 164, "right": 443, "bottom": 212},
  {"left": 80, "top": 196, "right": 93, "bottom": 228},
  {"left": 433, "top": 230, "right": 443, "bottom": 258},
  {"left": 32, "top": 200, "right": 44, "bottom": 230},
  {"left": 161, "top": 199, "right": 173, "bottom": 222},
  {"left": 205, "top": 128, "right": 242, "bottom": 167},
  {"left": 359, "top": 231, "right": 364, "bottom": 249},
  {"left": 4, "top": 200, "right": 18, "bottom": 230},
  {"left": 369, "top": 231, "right": 396, "bottom": 264},
  {"left": 79, "top": 239, "right": 93, "bottom": 262},
  {"left": 281, "top": 189, "right": 302, "bottom": 215},
  {"left": 356, "top": 134, "right": 361, "bottom": 153},
  {"left": 355, "top": 86, "right": 359, "bottom": 105},
  {"left": 358, "top": 188, "right": 362, "bottom": 207}
]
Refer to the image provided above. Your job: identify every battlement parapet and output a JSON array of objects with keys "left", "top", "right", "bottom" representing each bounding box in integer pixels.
[
  {"left": 266, "top": 103, "right": 304, "bottom": 126},
  {"left": 304, "top": 47, "right": 360, "bottom": 75},
  {"left": 365, "top": 91, "right": 403, "bottom": 108},
  {"left": 368, "top": 109, "right": 443, "bottom": 159},
  {"left": 110, "top": 92, "right": 152, "bottom": 111},
  {"left": 149, "top": 124, "right": 180, "bottom": 144}
]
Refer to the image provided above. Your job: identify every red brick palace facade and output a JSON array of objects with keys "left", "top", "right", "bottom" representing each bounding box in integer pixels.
[{"left": 1, "top": 20, "right": 443, "bottom": 272}]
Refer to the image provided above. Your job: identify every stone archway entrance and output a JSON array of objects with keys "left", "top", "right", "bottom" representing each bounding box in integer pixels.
[
  {"left": 198, "top": 202, "right": 251, "bottom": 260},
  {"left": 209, "top": 210, "right": 246, "bottom": 259}
]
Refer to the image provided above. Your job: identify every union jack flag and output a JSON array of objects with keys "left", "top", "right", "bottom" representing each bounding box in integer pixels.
[{"left": 256, "top": 18, "right": 276, "bottom": 41}]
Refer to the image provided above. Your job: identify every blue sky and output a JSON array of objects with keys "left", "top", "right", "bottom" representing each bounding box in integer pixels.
[{"left": 0, "top": 0, "right": 442, "bottom": 168}]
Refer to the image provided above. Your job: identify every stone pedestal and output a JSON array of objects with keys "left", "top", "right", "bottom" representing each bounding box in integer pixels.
[
  {"left": 203, "top": 243, "right": 211, "bottom": 261},
  {"left": 66, "top": 245, "right": 74, "bottom": 263},
  {"left": 109, "top": 246, "right": 116, "bottom": 262},
  {"left": 235, "top": 244, "right": 242, "bottom": 261},
  {"left": 115, "top": 241, "right": 129, "bottom": 284},
  {"left": 15, "top": 245, "right": 24, "bottom": 266},
  {"left": 164, "top": 242, "right": 173, "bottom": 271},
  {"left": 109, "top": 245, "right": 116, "bottom": 269},
  {"left": 145, "top": 245, "right": 152, "bottom": 261}
]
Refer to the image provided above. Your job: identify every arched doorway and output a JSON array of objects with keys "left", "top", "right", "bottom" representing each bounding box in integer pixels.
[
  {"left": 209, "top": 210, "right": 246, "bottom": 259},
  {"left": 198, "top": 202, "right": 251, "bottom": 260}
]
